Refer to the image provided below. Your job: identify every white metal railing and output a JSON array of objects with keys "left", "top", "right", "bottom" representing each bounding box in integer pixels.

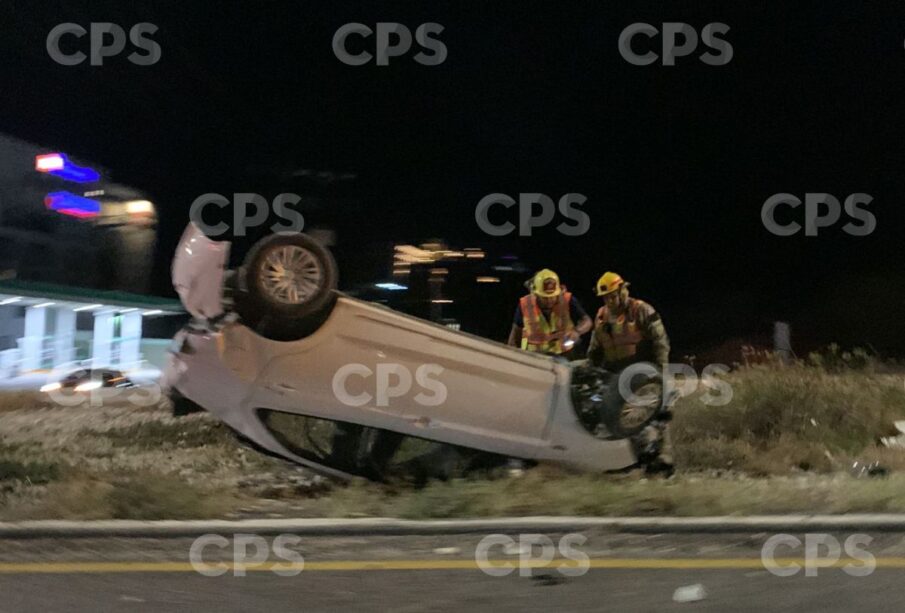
[{"left": 0, "top": 336, "right": 146, "bottom": 379}]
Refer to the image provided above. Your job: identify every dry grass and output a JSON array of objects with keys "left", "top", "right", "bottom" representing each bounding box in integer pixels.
[
  {"left": 0, "top": 472, "right": 241, "bottom": 520},
  {"left": 0, "top": 400, "right": 289, "bottom": 520},
  {"left": 309, "top": 466, "right": 905, "bottom": 519},
  {"left": 101, "top": 419, "right": 238, "bottom": 450},
  {"left": 672, "top": 364, "right": 905, "bottom": 474},
  {"left": 0, "top": 392, "right": 49, "bottom": 414},
  {"left": 2, "top": 354, "right": 905, "bottom": 519}
]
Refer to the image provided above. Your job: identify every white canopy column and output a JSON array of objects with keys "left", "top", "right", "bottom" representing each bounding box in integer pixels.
[
  {"left": 53, "top": 308, "right": 76, "bottom": 367},
  {"left": 92, "top": 311, "right": 114, "bottom": 368},
  {"left": 118, "top": 311, "right": 143, "bottom": 369},
  {"left": 21, "top": 305, "right": 47, "bottom": 371}
]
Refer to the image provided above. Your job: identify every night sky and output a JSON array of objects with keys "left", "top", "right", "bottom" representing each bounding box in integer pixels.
[{"left": 1, "top": 1, "right": 904, "bottom": 357}]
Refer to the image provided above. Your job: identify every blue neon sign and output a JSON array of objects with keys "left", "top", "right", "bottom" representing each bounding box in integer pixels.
[
  {"left": 35, "top": 153, "right": 101, "bottom": 183},
  {"left": 44, "top": 191, "right": 101, "bottom": 218}
]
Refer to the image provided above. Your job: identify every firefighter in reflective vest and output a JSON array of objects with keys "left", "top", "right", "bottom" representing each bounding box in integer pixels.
[
  {"left": 589, "top": 272, "right": 674, "bottom": 475},
  {"left": 588, "top": 272, "right": 670, "bottom": 371},
  {"left": 507, "top": 269, "right": 593, "bottom": 356}
]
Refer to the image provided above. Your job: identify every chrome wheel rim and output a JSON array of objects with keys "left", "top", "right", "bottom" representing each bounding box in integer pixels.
[{"left": 261, "top": 245, "right": 323, "bottom": 304}]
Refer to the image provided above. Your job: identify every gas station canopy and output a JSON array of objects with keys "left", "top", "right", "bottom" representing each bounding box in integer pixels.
[{"left": 0, "top": 279, "right": 182, "bottom": 315}]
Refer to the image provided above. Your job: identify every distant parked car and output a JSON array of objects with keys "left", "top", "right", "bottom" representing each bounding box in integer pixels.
[{"left": 41, "top": 368, "right": 136, "bottom": 394}]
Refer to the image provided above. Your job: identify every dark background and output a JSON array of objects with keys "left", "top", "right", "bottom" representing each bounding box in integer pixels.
[{"left": 0, "top": 0, "right": 903, "bottom": 358}]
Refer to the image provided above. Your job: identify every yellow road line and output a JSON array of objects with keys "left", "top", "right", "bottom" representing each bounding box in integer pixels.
[{"left": 0, "top": 558, "right": 898, "bottom": 574}]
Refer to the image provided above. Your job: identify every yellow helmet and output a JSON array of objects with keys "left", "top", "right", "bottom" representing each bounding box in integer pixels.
[
  {"left": 595, "top": 272, "right": 629, "bottom": 296},
  {"left": 531, "top": 269, "right": 562, "bottom": 298}
]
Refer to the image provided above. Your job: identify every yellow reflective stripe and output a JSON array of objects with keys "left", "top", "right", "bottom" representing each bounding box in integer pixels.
[{"left": 520, "top": 294, "right": 573, "bottom": 352}]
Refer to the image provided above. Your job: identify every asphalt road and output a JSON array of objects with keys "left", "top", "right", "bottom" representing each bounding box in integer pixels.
[
  {"left": 2, "top": 532, "right": 904, "bottom": 612},
  {"left": 5, "top": 567, "right": 905, "bottom": 612}
]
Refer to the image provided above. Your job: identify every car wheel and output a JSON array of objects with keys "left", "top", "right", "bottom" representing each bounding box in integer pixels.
[
  {"left": 570, "top": 363, "right": 664, "bottom": 439},
  {"left": 601, "top": 370, "right": 664, "bottom": 438},
  {"left": 238, "top": 232, "right": 338, "bottom": 340}
]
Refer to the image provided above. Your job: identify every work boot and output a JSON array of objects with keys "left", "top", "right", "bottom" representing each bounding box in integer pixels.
[
  {"left": 633, "top": 419, "right": 675, "bottom": 478},
  {"left": 644, "top": 458, "right": 675, "bottom": 478}
]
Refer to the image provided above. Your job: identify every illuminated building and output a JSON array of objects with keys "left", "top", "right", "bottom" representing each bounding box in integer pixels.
[
  {"left": 364, "top": 239, "right": 528, "bottom": 341},
  {"left": 0, "top": 134, "right": 159, "bottom": 292},
  {"left": 0, "top": 134, "right": 181, "bottom": 382}
]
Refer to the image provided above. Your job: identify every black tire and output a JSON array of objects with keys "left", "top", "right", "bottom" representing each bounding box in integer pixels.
[
  {"left": 238, "top": 232, "right": 338, "bottom": 341},
  {"left": 570, "top": 363, "right": 663, "bottom": 439},
  {"left": 600, "top": 368, "right": 664, "bottom": 438}
]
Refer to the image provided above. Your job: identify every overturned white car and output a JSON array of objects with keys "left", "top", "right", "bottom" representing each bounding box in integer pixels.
[{"left": 162, "top": 224, "right": 667, "bottom": 480}]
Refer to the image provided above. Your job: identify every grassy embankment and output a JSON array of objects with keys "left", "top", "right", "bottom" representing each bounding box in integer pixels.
[{"left": 2, "top": 348, "right": 904, "bottom": 519}]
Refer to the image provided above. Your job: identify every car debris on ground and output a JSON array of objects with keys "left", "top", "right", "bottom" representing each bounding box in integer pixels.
[{"left": 672, "top": 584, "right": 707, "bottom": 603}]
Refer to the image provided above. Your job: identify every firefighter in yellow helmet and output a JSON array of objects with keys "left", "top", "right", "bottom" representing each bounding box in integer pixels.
[
  {"left": 589, "top": 272, "right": 674, "bottom": 475},
  {"left": 507, "top": 269, "right": 593, "bottom": 356},
  {"left": 588, "top": 272, "right": 670, "bottom": 371}
]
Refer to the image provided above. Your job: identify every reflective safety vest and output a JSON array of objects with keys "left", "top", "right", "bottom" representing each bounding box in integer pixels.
[
  {"left": 519, "top": 292, "right": 574, "bottom": 354},
  {"left": 594, "top": 299, "right": 645, "bottom": 364}
]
